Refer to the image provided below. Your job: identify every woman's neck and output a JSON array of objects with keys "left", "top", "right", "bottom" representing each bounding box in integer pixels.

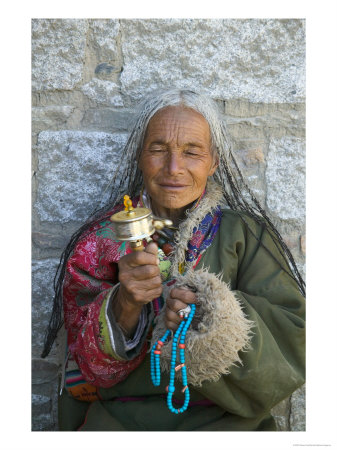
[{"left": 151, "top": 204, "right": 188, "bottom": 227}]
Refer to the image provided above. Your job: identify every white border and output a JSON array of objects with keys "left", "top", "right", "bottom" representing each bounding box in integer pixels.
[{"left": 1, "top": 1, "right": 336, "bottom": 449}]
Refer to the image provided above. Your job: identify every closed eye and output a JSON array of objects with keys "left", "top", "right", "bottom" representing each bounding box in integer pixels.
[
  {"left": 148, "top": 142, "right": 167, "bottom": 152},
  {"left": 149, "top": 147, "right": 166, "bottom": 153},
  {"left": 184, "top": 148, "right": 203, "bottom": 156}
]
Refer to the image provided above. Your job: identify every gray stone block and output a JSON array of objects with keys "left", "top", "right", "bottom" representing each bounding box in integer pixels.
[
  {"left": 32, "top": 359, "right": 59, "bottom": 385},
  {"left": 32, "top": 258, "right": 61, "bottom": 357},
  {"left": 225, "top": 103, "right": 305, "bottom": 138},
  {"left": 32, "top": 106, "right": 75, "bottom": 131},
  {"left": 290, "top": 385, "right": 306, "bottom": 431},
  {"left": 81, "top": 79, "right": 124, "bottom": 106},
  {"left": 32, "top": 231, "right": 70, "bottom": 251},
  {"left": 300, "top": 235, "right": 306, "bottom": 255},
  {"left": 32, "top": 394, "right": 52, "bottom": 416},
  {"left": 32, "top": 412, "right": 54, "bottom": 431},
  {"left": 120, "top": 19, "right": 305, "bottom": 103},
  {"left": 32, "top": 19, "right": 87, "bottom": 91},
  {"left": 266, "top": 137, "right": 305, "bottom": 222},
  {"left": 233, "top": 143, "right": 268, "bottom": 206},
  {"left": 271, "top": 397, "right": 291, "bottom": 431},
  {"left": 82, "top": 108, "right": 135, "bottom": 132},
  {"left": 35, "top": 130, "right": 128, "bottom": 223},
  {"left": 89, "top": 19, "right": 120, "bottom": 62}
]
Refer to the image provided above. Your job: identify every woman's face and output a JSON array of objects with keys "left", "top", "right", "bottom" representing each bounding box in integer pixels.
[{"left": 139, "top": 106, "right": 217, "bottom": 218}]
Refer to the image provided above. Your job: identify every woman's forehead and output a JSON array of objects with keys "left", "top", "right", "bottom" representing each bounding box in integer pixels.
[
  {"left": 149, "top": 105, "right": 207, "bottom": 124},
  {"left": 145, "top": 106, "right": 211, "bottom": 142}
]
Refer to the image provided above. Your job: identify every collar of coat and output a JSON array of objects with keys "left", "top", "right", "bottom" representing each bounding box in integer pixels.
[{"left": 168, "top": 179, "right": 224, "bottom": 277}]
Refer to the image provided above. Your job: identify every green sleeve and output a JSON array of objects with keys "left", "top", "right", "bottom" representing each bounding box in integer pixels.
[{"left": 197, "top": 212, "right": 305, "bottom": 419}]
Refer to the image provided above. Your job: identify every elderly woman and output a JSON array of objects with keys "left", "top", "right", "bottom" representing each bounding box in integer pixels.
[{"left": 42, "top": 89, "right": 305, "bottom": 431}]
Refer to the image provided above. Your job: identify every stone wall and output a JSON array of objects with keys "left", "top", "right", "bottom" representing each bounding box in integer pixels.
[{"left": 31, "top": 18, "right": 306, "bottom": 431}]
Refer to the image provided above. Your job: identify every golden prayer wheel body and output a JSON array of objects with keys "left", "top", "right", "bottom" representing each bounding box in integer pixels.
[
  {"left": 110, "top": 207, "right": 155, "bottom": 242},
  {"left": 110, "top": 195, "right": 173, "bottom": 251}
]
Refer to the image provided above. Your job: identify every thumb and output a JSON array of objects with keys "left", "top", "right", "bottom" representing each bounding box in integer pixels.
[{"left": 145, "top": 241, "right": 158, "bottom": 256}]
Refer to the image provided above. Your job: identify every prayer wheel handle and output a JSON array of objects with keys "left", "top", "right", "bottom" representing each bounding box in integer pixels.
[
  {"left": 110, "top": 195, "right": 173, "bottom": 252},
  {"left": 130, "top": 240, "right": 145, "bottom": 252}
]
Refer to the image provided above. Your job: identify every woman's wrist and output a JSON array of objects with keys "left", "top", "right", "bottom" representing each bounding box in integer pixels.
[{"left": 112, "top": 286, "right": 143, "bottom": 339}]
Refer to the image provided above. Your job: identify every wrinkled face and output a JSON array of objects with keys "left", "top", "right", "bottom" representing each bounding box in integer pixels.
[{"left": 139, "top": 106, "right": 217, "bottom": 216}]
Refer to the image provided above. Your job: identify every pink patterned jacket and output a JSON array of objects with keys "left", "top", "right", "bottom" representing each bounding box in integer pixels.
[{"left": 63, "top": 198, "right": 148, "bottom": 388}]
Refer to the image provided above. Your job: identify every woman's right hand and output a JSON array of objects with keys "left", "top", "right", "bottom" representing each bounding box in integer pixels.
[
  {"left": 117, "top": 242, "right": 162, "bottom": 307},
  {"left": 112, "top": 242, "right": 162, "bottom": 337}
]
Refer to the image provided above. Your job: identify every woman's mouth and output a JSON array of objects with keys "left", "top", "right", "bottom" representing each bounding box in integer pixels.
[{"left": 158, "top": 183, "right": 187, "bottom": 191}]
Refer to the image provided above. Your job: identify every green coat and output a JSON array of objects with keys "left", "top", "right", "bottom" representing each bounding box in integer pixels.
[{"left": 59, "top": 209, "right": 305, "bottom": 431}]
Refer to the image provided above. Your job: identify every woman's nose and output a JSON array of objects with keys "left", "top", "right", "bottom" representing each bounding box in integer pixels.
[{"left": 166, "top": 152, "right": 184, "bottom": 175}]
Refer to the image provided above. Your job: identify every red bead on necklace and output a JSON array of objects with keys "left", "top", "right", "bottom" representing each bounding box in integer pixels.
[{"left": 152, "top": 232, "right": 174, "bottom": 256}]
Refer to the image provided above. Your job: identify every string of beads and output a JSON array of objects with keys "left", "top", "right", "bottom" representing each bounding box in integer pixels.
[
  {"left": 151, "top": 230, "right": 175, "bottom": 256},
  {"left": 150, "top": 303, "right": 196, "bottom": 414}
]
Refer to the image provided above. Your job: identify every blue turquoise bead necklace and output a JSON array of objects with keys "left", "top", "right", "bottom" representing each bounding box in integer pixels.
[{"left": 150, "top": 303, "right": 196, "bottom": 414}]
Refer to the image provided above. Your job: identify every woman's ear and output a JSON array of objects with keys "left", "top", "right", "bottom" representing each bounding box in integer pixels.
[{"left": 208, "top": 155, "right": 219, "bottom": 176}]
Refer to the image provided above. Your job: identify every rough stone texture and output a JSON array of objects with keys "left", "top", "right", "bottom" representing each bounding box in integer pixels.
[
  {"left": 32, "top": 394, "right": 52, "bottom": 417},
  {"left": 32, "top": 411, "right": 54, "bottom": 431},
  {"left": 32, "top": 106, "right": 75, "bottom": 132},
  {"left": 224, "top": 100, "right": 305, "bottom": 138},
  {"left": 120, "top": 19, "right": 305, "bottom": 103},
  {"left": 290, "top": 385, "right": 306, "bottom": 431},
  {"left": 32, "top": 231, "right": 71, "bottom": 252},
  {"left": 35, "top": 131, "right": 127, "bottom": 223},
  {"left": 300, "top": 235, "right": 306, "bottom": 255},
  {"left": 32, "top": 385, "right": 59, "bottom": 431},
  {"left": 271, "top": 397, "right": 291, "bottom": 431},
  {"left": 81, "top": 108, "right": 135, "bottom": 132},
  {"left": 233, "top": 142, "right": 268, "bottom": 207},
  {"left": 32, "top": 359, "right": 59, "bottom": 385},
  {"left": 81, "top": 79, "right": 124, "bottom": 106},
  {"left": 31, "top": 19, "right": 306, "bottom": 431},
  {"left": 32, "top": 19, "right": 87, "bottom": 91},
  {"left": 32, "top": 359, "right": 60, "bottom": 431},
  {"left": 266, "top": 137, "right": 305, "bottom": 223},
  {"left": 89, "top": 19, "right": 120, "bottom": 63},
  {"left": 32, "top": 258, "right": 61, "bottom": 358}
]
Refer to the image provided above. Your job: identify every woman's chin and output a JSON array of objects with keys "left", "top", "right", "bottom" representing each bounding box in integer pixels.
[{"left": 151, "top": 196, "right": 196, "bottom": 219}]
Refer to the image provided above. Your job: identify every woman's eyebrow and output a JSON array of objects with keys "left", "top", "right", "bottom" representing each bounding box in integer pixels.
[
  {"left": 148, "top": 140, "right": 168, "bottom": 146},
  {"left": 184, "top": 142, "right": 204, "bottom": 148},
  {"left": 147, "top": 140, "right": 206, "bottom": 149}
]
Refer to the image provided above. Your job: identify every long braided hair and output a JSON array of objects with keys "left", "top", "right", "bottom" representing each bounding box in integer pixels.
[{"left": 41, "top": 88, "right": 305, "bottom": 358}]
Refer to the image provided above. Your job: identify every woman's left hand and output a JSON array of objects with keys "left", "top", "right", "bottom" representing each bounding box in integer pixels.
[{"left": 165, "top": 287, "right": 197, "bottom": 331}]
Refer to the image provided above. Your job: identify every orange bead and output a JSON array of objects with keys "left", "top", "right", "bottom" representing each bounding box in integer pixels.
[
  {"left": 178, "top": 343, "right": 185, "bottom": 349},
  {"left": 158, "top": 340, "right": 164, "bottom": 346},
  {"left": 154, "top": 350, "right": 161, "bottom": 355},
  {"left": 162, "top": 242, "right": 174, "bottom": 256}
]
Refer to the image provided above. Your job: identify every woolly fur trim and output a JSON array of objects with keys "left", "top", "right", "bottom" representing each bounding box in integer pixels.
[
  {"left": 151, "top": 268, "right": 254, "bottom": 386},
  {"left": 169, "top": 179, "right": 225, "bottom": 277}
]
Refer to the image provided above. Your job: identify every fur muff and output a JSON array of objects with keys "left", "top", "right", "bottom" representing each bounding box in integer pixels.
[{"left": 151, "top": 268, "right": 254, "bottom": 387}]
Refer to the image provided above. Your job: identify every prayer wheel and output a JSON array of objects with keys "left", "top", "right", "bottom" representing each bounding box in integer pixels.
[{"left": 110, "top": 195, "right": 172, "bottom": 251}]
